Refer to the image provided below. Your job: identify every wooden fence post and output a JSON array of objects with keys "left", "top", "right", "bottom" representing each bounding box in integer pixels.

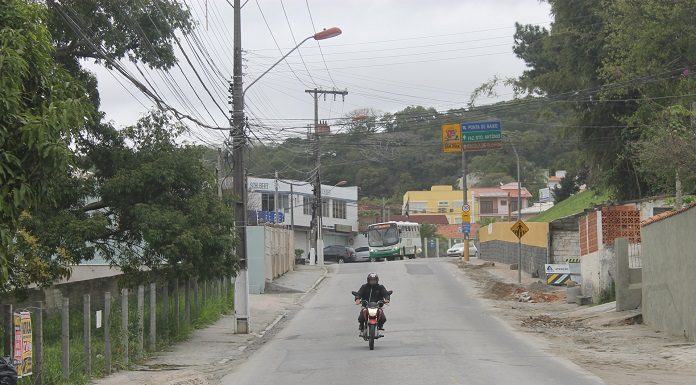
[
  {"left": 185, "top": 279, "right": 191, "bottom": 326},
  {"left": 137, "top": 285, "right": 144, "bottom": 356},
  {"left": 121, "top": 288, "right": 129, "bottom": 366},
  {"left": 2, "top": 304, "right": 11, "bottom": 360},
  {"left": 162, "top": 283, "right": 169, "bottom": 340},
  {"left": 173, "top": 280, "right": 180, "bottom": 334},
  {"left": 84, "top": 294, "right": 91, "bottom": 377},
  {"left": 61, "top": 298, "right": 70, "bottom": 379},
  {"left": 35, "top": 301, "right": 43, "bottom": 385},
  {"left": 104, "top": 292, "right": 111, "bottom": 375},
  {"left": 149, "top": 283, "right": 156, "bottom": 351},
  {"left": 193, "top": 279, "right": 199, "bottom": 318}
]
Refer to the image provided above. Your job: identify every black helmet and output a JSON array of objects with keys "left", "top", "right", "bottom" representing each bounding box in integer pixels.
[{"left": 367, "top": 273, "right": 379, "bottom": 285}]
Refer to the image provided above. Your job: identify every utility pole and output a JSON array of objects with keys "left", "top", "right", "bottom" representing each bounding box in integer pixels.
[
  {"left": 290, "top": 183, "right": 295, "bottom": 232},
  {"left": 511, "top": 142, "right": 522, "bottom": 284},
  {"left": 217, "top": 148, "right": 223, "bottom": 199},
  {"left": 306, "top": 88, "right": 347, "bottom": 267},
  {"left": 274, "top": 170, "right": 279, "bottom": 224},
  {"left": 462, "top": 149, "right": 470, "bottom": 262},
  {"left": 231, "top": 0, "right": 249, "bottom": 334}
]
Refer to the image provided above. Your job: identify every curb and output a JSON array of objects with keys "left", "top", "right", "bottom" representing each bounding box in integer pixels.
[{"left": 298, "top": 266, "right": 328, "bottom": 303}]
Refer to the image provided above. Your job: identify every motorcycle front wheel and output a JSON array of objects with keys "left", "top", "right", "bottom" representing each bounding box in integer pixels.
[{"left": 368, "top": 324, "right": 376, "bottom": 350}]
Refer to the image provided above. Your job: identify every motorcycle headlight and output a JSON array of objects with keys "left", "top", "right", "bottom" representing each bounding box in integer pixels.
[{"left": 368, "top": 308, "right": 378, "bottom": 317}]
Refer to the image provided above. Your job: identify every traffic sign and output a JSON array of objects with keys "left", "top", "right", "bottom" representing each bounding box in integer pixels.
[
  {"left": 459, "top": 223, "right": 471, "bottom": 234},
  {"left": 441, "top": 123, "right": 461, "bottom": 153},
  {"left": 462, "top": 204, "right": 471, "bottom": 212},
  {"left": 510, "top": 220, "right": 529, "bottom": 239},
  {"left": 461, "top": 120, "right": 502, "bottom": 153},
  {"left": 461, "top": 211, "right": 471, "bottom": 223}
]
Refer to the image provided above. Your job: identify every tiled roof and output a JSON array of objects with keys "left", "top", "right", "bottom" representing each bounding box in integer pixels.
[
  {"left": 470, "top": 187, "right": 533, "bottom": 198},
  {"left": 436, "top": 223, "right": 480, "bottom": 239},
  {"left": 389, "top": 214, "right": 450, "bottom": 225},
  {"left": 641, "top": 202, "right": 696, "bottom": 227}
]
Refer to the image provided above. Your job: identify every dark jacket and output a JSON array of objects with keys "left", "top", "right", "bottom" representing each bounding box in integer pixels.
[{"left": 355, "top": 283, "right": 390, "bottom": 303}]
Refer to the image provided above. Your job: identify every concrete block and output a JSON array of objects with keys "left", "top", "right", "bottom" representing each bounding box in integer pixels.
[
  {"left": 576, "top": 295, "right": 593, "bottom": 306},
  {"left": 509, "top": 263, "right": 519, "bottom": 270}
]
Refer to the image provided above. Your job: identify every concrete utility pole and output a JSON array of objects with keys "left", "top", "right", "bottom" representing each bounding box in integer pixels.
[
  {"left": 231, "top": 0, "right": 249, "bottom": 334},
  {"left": 306, "top": 88, "right": 347, "bottom": 267},
  {"left": 462, "top": 149, "right": 470, "bottom": 262},
  {"left": 511, "top": 142, "right": 522, "bottom": 284},
  {"left": 274, "top": 170, "right": 279, "bottom": 224}
]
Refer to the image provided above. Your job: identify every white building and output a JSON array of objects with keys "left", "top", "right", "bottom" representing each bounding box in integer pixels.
[{"left": 225, "top": 177, "right": 359, "bottom": 255}]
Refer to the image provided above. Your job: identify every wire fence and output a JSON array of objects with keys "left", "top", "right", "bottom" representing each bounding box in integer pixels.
[{"left": 2, "top": 276, "right": 234, "bottom": 385}]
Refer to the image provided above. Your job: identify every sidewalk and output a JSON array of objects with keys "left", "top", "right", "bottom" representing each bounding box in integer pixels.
[{"left": 93, "top": 265, "right": 326, "bottom": 385}]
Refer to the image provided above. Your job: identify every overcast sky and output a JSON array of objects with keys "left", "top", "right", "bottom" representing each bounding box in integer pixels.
[{"left": 88, "top": 0, "right": 553, "bottom": 146}]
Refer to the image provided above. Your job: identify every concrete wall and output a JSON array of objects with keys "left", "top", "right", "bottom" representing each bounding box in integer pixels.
[
  {"left": 478, "top": 221, "right": 549, "bottom": 248},
  {"left": 642, "top": 205, "right": 696, "bottom": 341},
  {"left": 479, "top": 240, "right": 547, "bottom": 278},
  {"left": 580, "top": 246, "right": 616, "bottom": 300},
  {"left": 248, "top": 225, "right": 295, "bottom": 294},
  {"left": 615, "top": 238, "right": 642, "bottom": 311},
  {"left": 549, "top": 216, "right": 581, "bottom": 263}
]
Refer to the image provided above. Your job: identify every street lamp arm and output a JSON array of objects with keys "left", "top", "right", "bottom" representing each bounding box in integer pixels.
[{"left": 243, "top": 35, "right": 314, "bottom": 96}]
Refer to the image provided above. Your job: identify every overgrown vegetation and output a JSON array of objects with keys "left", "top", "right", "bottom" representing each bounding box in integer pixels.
[
  {"left": 529, "top": 190, "right": 609, "bottom": 222},
  {"left": 597, "top": 280, "right": 616, "bottom": 305}
]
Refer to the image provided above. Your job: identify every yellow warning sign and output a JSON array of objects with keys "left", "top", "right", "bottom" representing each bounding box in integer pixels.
[
  {"left": 546, "top": 273, "right": 571, "bottom": 286},
  {"left": 510, "top": 220, "right": 529, "bottom": 239}
]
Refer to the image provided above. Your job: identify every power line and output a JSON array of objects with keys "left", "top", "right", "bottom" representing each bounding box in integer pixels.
[
  {"left": 280, "top": 0, "right": 317, "bottom": 87},
  {"left": 304, "top": 0, "right": 336, "bottom": 89}
]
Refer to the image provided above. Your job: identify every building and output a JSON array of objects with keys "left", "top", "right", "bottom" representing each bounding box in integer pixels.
[
  {"left": 224, "top": 177, "right": 359, "bottom": 255},
  {"left": 402, "top": 185, "right": 474, "bottom": 225},
  {"left": 470, "top": 183, "right": 532, "bottom": 220}
]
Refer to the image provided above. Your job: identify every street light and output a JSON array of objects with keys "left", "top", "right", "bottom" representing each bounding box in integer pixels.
[{"left": 243, "top": 27, "right": 342, "bottom": 96}]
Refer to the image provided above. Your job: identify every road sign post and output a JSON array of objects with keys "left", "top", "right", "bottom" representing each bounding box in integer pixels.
[{"left": 510, "top": 219, "right": 529, "bottom": 283}]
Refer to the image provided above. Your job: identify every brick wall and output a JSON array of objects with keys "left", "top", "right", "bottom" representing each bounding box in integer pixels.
[
  {"left": 601, "top": 205, "right": 641, "bottom": 245},
  {"left": 480, "top": 240, "right": 547, "bottom": 278},
  {"left": 579, "top": 211, "right": 599, "bottom": 256}
]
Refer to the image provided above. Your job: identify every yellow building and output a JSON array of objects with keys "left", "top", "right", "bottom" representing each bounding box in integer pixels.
[{"left": 402, "top": 185, "right": 474, "bottom": 224}]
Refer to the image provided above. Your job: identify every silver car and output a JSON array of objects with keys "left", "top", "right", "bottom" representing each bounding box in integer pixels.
[
  {"left": 446, "top": 242, "right": 478, "bottom": 258},
  {"left": 353, "top": 246, "right": 371, "bottom": 262}
]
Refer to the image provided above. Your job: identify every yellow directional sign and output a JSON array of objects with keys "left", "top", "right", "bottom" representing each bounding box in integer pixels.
[
  {"left": 461, "top": 211, "right": 470, "bottom": 223},
  {"left": 510, "top": 220, "right": 529, "bottom": 239}
]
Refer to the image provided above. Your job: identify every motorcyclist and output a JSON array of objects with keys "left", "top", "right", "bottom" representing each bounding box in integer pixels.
[{"left": 354, "top": 272, "right": 390, "bottom": 332}]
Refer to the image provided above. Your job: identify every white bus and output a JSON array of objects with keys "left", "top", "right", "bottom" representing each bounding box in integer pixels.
[{"left": 367, "top": 221, "right": 422, "bottom": 261}]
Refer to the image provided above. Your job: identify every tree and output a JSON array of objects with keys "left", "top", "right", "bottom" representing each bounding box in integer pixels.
[
  {"left": 11, "top": 112, "right": 237, "bottom": 293},
  {"left": 552, "top": 172, "right": 580, "bottom": 203},
  {"left": 0, "top": 0, "right": 93, "bottom": 288},
  {"left": 512, "top": 0, "right": 646, "bottom": 200}
]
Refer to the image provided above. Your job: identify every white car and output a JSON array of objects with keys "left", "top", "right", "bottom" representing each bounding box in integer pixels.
[
  {"left": 446, "top": 242, "right": 478, "bottom": 258},
  {"left": 353, "top": 246, "right": 371, "bottom": 262}
]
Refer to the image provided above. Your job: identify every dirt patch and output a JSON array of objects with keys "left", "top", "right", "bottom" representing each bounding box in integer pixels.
[{"left": 457, "top": 260, "right": 696, "bottom": 385}]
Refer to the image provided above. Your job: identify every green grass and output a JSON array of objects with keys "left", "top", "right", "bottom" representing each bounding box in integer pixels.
[{"left": 529, "top": 189, "right": 610, "bottom": 222}]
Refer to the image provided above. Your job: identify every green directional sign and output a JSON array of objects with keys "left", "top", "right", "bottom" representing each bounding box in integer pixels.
[{"left": 462, "top": 130, "right": 503, "bottom": 143}]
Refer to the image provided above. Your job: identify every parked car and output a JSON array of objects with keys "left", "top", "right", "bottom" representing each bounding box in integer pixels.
[
  {"left": 353, "top": 246, "right": 371, "bottom": 262},
  {"left": 323, "top": 245, "right": 356, "bottom": 263},
  {"left": 446, "top": 242, "right": 478, "bottom": 258}
]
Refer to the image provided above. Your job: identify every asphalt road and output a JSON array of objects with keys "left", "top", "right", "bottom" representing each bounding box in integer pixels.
[{"left": 221, "top": 258, "right": 605, "bottom": 385}]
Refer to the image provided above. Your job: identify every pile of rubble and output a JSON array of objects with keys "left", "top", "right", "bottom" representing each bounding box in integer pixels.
[
  {"left": 485, "top": 282, "right": 564, "bottom": 303},
  {"left": 520, "top": 315, "right": 583, "bottom": 329}
]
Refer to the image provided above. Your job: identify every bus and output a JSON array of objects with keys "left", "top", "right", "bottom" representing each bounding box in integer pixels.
[{"left": 367, "top": 221, "right": 422, "bottom": 261}]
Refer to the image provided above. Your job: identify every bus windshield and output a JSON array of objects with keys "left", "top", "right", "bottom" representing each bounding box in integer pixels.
[{"left": 368, "top": 223, "right": 399, "bottom": 247}]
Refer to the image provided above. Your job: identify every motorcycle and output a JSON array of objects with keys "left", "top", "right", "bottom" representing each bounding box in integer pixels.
[{"left": 351, "top": 290, "right": 393, "bottom": 350}]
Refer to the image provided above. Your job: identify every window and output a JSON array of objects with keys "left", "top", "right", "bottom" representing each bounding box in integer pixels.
[
  {"left": 303, "top": 196, "right": 313, "bottom": 215},
  {"left": 333, "top": 200, "right": 347, "bottom": 219},
  {"left": 322, "top": 199, "right": 330, "bottom": 217},
  {"left": 408, "top": 202, "right": 427, "bottom": 213},
  {"left": 500, "top": 200, "right": 507, "bottom": 206},
  {"left": 261, "top": 193, "right": 275, "bottom": 212},
  {"left": 438, "top": 207, "right": 447, "bottom": 213},
  {"left": 480, "top": 200, "right": 495, "bottom": 214},
  {"left": 510, "top": 200, "right": 519, "bottom": 213},
  {"left": 438, "top": 200, "right": 449, "bottom": 207},
  {"left": 278, "top": 194, "right": 290, "bottom": 212},
  {"left": 454, "top": 217, "right": 462, "bottom": 224}
]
